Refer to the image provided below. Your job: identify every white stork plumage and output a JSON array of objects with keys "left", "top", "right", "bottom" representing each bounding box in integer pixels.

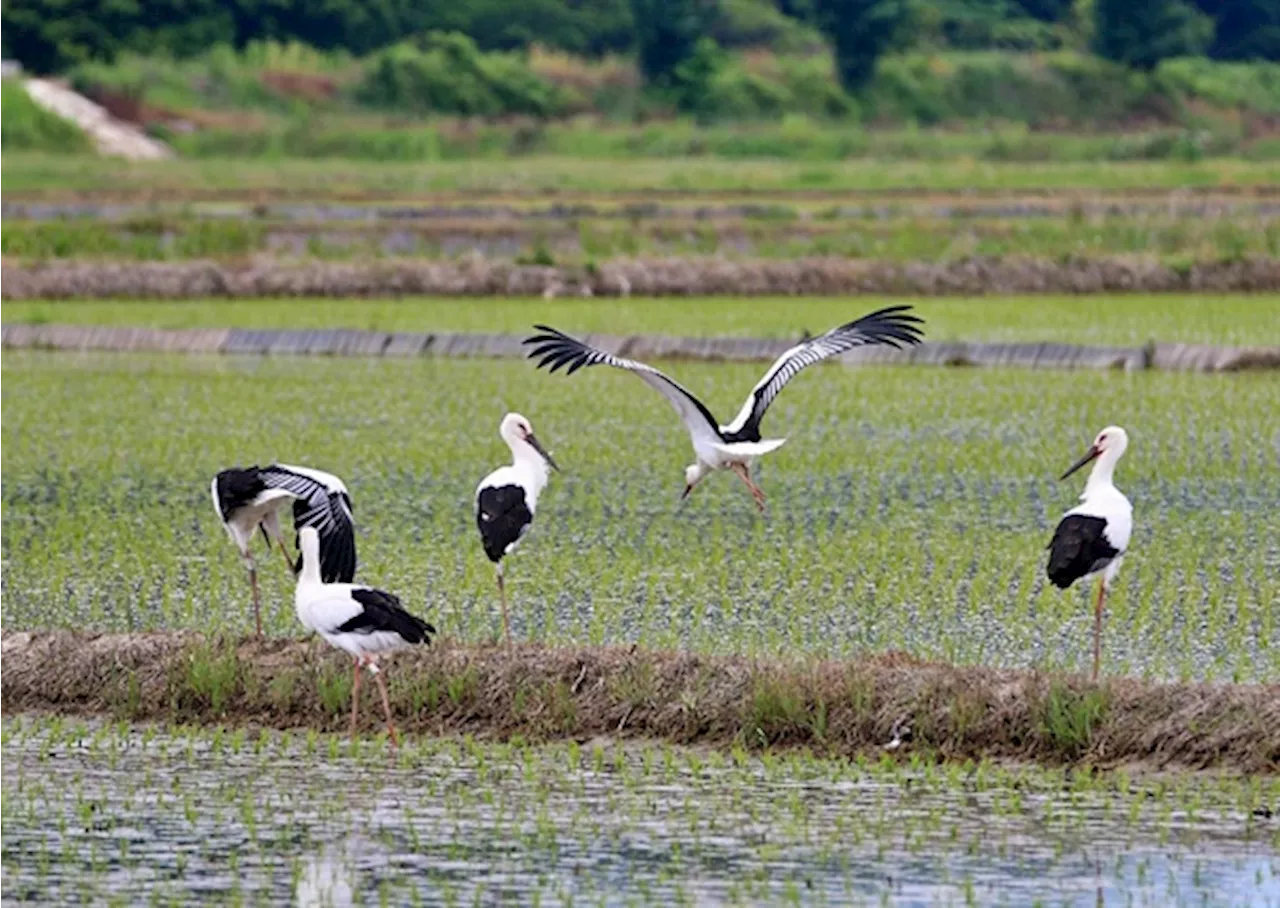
[
  {"left": 475, "top": 413, "right": 559, "bottom": 645},
  {"left": 211, "top": 463, "right": 356, "bottom": 636},
  {"left": 523, "top": 306, "right": 924, "bottom": 510},
  {"left": 1045, "top": 426, "right": 1133, "bottom": 682},
  {"left": 294, "top": 527, "right": 435, "bottom": 745}
]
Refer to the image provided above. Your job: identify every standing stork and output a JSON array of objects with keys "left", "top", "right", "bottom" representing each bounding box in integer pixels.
[
  {"left": 475, "top": 413, "right": 559, "bottom": 645},
  {"left": 1046, "top": 426, "right": 1132, "bottom": 682},
  {"left": 294, "top": 527, "right": 434, "bottom": 746},
  {"left": 212, "top": 463, "right": 357, "bottom": 636},
  {"left": 522, "top": 306, "right": 924, "bottom": 510}
]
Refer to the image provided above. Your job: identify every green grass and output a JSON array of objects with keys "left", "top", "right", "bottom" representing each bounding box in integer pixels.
[
  {"left": 5, "top": 294, "right": 1278, "bottom": 346},
  {"left": 5, "top": 153, "right": 1279, "bottom": 195},
  {"left": 3, "top": 352, "right": 1276, "bottom": 682},
  {"left": 0, "top": 81, "right": 92, "bottom": 154}
]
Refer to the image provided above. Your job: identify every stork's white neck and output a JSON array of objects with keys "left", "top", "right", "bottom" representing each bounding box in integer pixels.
[
  {"left": 1083, "top": 448, "right": 1122, "bottom": 496},
  {"left": 298, "top": 531, "right": 323, "bottom": 585}
]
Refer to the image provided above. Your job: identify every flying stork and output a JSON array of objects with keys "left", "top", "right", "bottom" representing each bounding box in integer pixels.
[
  {"left": 1046, "top": 426, "right": 1133, "bottom": 682},
  {"left": 212, "top": 463, "right": 356, "bottom": 636},
  {"left": 522, "top": 306, "right": 923, "bottom": 509}
]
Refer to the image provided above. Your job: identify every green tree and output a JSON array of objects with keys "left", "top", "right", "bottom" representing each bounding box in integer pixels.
[
  {"left": 1093, "top": 0, "right": 1213, "bottom": 69},
  {"left": 1196, "top": 0, "right": 1280, "bottom": 60},
  {"left": 811, "top": 0, "right": 909, "bottom": 90},
  {"left": 630, "top": 0, "right": 721, "bottom": 89},
  {"left": 1012, "top": 0, "right": 1073, "bottom": 21}
]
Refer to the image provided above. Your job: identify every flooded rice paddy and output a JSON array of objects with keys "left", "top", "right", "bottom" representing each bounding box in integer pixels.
[
  {"left": 3, "top": 352, "right": 1278, "bottom": 682},
  {"left": 2, "top": 717, "right": 1277, "bottom": 906}
]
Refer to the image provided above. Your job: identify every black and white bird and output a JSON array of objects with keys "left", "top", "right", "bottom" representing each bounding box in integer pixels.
[
  {"left": 211, "top": 463, "right": 357, "bottom": 636},
  {"left": 1046, "top": 426, "right": 1132, "bottom": 682},
  {"left": 522, "top": 306, "right": 924, "bottom": 510},
  {"left": 475, "top": 413, "right": 559, "bottom": 645},
  {"left": 294, "top": 527, "right": 435, "bottom": 745}
]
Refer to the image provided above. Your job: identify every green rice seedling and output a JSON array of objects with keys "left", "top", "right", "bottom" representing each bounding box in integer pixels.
[
  {"left": 177, "top": 640, "right": 241, "bottom": 715},
  {"left": 3, "top": 353, "right": 1278, "bottom": 682}
]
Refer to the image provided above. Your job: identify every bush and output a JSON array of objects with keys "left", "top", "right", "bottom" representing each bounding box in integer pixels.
[
  {"left": 1157, "top": 56, "right": 1280, "bottom": 113},
  {"left": 354, "top": 33, "right": 564, "bottom": 116},
  {"left": 863, "top": 51, "right": 1170, "bottom": 126},
  {"left": 0, "top": 79, "right": 92, "bottom": 152},
  {"left": 712, "top": 0, "right": 828, "bottom": 51}
]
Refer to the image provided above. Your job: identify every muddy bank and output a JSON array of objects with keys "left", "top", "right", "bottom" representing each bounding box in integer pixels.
[
  {"left": 5, "top": 255, "right": 1280, "bottom": 299},
  {"left": 3, "top": 631, "right": 1276, "bottom": 773}
]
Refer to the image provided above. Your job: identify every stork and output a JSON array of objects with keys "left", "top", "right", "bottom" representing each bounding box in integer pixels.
[
  {"left": 1046, "top": 426, "right": 1132, "bottom": 681},
  {"left": 475, "top": 413, "right": 559, "bottom": 645},
  {"left": 212, "top": 463, "right": 356, "bottom": 636},
  {"left": 522, "top": 306, "right": 923, "bottom": 510},
  {"left": 294, "top": 527, "right": 434, "bottom": 746}
]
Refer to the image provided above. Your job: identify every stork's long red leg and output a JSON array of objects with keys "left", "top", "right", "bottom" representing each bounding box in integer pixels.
[
  {"left": 731, "top": 463, "right": 766, "bottom": 512},
  {"left": 372, "top": 668, "right": 400, "bottom": 748},
  {"left": 247, "top": 560, "right": 264, "bottom": 638},
  {"left": 277, "top": 539, "right": 296, "bottom": 574},
  {"left": 1092, "top": 581, "right": 1106, "bottom": 682},
  {"left": 497, "top": 571, "right": 511, "bottom": 647}
]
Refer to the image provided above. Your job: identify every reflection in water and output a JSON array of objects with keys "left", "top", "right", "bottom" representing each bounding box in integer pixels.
[
  {"left": 2, "top": 719, "right": 1277, "bottom": 906},
  {"left": 296, "top": 840, "right": 358, "bottom": 908}
]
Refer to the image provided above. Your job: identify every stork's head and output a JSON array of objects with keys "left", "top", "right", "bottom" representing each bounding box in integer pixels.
[
  {"left": 1061, "top": 425, "right": 1128, "bottom": 480},
  {"left": 682, "top": 462, "right": 711, "bottom": 500},
  {"left": 500, "top": 412, "right": 560, "bottom": 471}
]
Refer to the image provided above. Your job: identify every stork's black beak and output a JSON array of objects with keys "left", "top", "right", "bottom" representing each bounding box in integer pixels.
[
  {"left": 681, "top": 484, "right": 693, "bottom": 501},
  {"left": 526, "top": 433, "right": 560, "bottom": 472},
  {"left": 1060, "top": 445, "right": 1100, "bottom": 480}
]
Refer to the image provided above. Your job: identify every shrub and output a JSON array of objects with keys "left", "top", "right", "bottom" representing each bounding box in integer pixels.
[{"left": 354, "top": 33, "right": 564, "bottom": 116}]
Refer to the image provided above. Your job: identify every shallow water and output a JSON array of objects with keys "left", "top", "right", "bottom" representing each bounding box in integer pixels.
[{"left": 2, "top": 718, "right": 1277, "bottom": 906}]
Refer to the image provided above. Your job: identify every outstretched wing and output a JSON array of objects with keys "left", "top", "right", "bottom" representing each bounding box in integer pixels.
[
  {"left": 259, "top": 464, "right": 358, "bottom": 583},
  {"left": 720, "top": 305, "right": 924, "bottom": 441},
  {"left": 523, "top": 326, "right": 723, "bottom": 447}
]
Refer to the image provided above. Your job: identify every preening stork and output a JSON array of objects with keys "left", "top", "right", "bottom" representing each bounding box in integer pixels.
[
  {"left": 294, "top": 527, "right": 435, "bottom": 746},
  {"left": 1046, "top": 426, "right": 1132, "bottom": 682},
  {"left": 211, "top": 463, "right": 357, "bottom": 636},
  {"left": 475, "top": 413, "right": 559, "bottom": 645},
  {"left": 523, "top": 306, "right": 924, "bottom": 510}
]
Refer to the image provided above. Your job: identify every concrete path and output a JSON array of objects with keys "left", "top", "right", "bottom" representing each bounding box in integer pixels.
[
  {"left": 22, "top": 78, "right": 172, "bottom": 160},
  {"left": 3, "top": 323, "right": 1277, "bottom": 372}
]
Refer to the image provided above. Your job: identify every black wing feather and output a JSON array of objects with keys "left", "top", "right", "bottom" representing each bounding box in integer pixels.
[
  {"left": 522, "top": 326, "right": 724, "bottom": 442},
  {"left": 340, "top": 588, "right": 436, "bottom": 644},
  {"left": 476, "top": 485, "right": 533, "bottom": 564},
  {"left": 723, "top": 305, "right": 926, "bottom": 442},
  {"left": 258, "top": 465, "right": 358, "bottom": 584},
  {"left": 293, "top": 492, "right": 357, "bottom": 583},
  {"left": 1046, "top": 515, "right": 1119, "bottom": 589},
  {"left": 214, "top": 467, "right": 266, "bottom": 520}
]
